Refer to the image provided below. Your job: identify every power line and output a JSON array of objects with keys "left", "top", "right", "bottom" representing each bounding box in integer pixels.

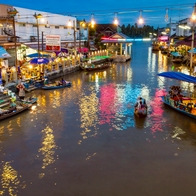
[{"left": 15, "top": 3, "right": 194, "bottom": 19}]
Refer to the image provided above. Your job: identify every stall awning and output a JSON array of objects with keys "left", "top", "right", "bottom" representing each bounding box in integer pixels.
[{"left": 0, "top": 46, "right": 11, "bottom": 58}]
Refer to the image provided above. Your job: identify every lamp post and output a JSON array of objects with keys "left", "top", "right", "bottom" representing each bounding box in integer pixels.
[
  {"left": 7, "top": 8, "right": 18, "bottom": 67},
  {"left": 68, "top": 19, "right": 77, "bottom": 56},
  {"left": 79, "top": 20, "right": 86, "bottom": 51},
  {"left": 74, "top": 20, "right": 77, "bottom": 56},
  {"left": 33, "top": 12, "right": 42, "bottom": 58},
  {"left": 190, "top": 4, "right": 196, "bottom": 72},
  {"left": 82, "top": 17, "right": 95, "bottom": 51}
]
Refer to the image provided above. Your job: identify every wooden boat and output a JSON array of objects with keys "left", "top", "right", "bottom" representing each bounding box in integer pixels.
[
  {"left": 20, "top": 97, "right": 37, "bottom": 104},
  {"left": 160, "top": 95, "right": 196, "bottom": 119},
  {"left": 134, "top": 98, "right": 148, "bottom": 117},
  {"left": 151, "top": 41, "right": 159, "bottom": 52},
  {"left": 157, "top": 71, "right": 196, "bottom": 119},
  {"left": 42, "top": 81, "right": 71, "bottom": 90},
  {"left": 134, "top": 107, "right": 147, "bottom": 117},
  {"left": 0, "top": 104, "right": 31, "bottom": 121},
  {"left": 80, "top": 62, "right": 110, "bottom": 71}
]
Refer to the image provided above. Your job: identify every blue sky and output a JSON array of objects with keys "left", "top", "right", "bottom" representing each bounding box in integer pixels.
[{"left": 1, "top": 0, "right": 196, "bottom": 27}]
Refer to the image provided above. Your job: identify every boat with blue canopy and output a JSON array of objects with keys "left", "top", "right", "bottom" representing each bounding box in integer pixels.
[
  {"left": 157, "top": 71, "right": 196, "bottom": 119},
  {"left": 157, "top": 71, "right": 196, "bottom": 83}
]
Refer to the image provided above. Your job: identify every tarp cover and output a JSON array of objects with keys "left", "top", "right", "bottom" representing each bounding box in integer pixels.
[{"left": 157, "top": 71, "right": 196, "bottom": 83}]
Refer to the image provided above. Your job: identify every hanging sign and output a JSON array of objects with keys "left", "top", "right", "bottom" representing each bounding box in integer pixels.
[{"left": 46, "top": 35, "right": 61, "bottom": 51}]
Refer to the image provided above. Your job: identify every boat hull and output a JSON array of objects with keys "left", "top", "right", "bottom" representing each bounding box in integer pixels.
[
  {"left": 42, "top": 83, "right": 71, "bottom": 90},
  {"left": 0, "top": 104, "right": 31, "bottom": 121},
  {"left": 134, "top": 108, "right": 147, "bottom": 117},
  {"left": 160, "top": 96, "right": 196, "bottom": 119},
  {"left": 80, "top": 63, "right": 110, "bottom": 71},
  {"left": 172, "top": 59, "right": 182, "bottom": 64},
  {"left": 20, "top": 97, "right": 37, "bottom": 104}
]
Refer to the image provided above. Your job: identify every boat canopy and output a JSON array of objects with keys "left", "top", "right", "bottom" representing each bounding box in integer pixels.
[{"left": 157, "top": 71, "right": 196, "bottom": 83}]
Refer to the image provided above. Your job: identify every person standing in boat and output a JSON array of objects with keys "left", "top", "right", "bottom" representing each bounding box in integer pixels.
[{"left": 16, "top": 82, "right": 25, "bottom": 100}]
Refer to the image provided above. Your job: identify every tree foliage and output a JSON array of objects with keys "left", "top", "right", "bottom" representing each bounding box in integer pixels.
[{"left": 121, "top": 24, "right": 158, "bottom": 38}]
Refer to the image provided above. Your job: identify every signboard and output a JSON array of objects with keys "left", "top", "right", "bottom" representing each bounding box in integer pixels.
[
  {"left": 46, "top": 35, "right": 61, "bottom": 51},
  {"left": 158, "top": 35, "right": 169, "bottom": 42}
]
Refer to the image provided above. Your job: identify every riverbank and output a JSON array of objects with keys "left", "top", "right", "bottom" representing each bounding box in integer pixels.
[{"left": 4, "top": 57, "right": 111, "bottom": 92}]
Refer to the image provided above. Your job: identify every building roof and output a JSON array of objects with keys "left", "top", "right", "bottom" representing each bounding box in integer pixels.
[
  {"left": 96, "top": 24, "right": 118, "bottom": 34},
  {"left": 175, "top": 33, "right": 196, "bottom": 47}
]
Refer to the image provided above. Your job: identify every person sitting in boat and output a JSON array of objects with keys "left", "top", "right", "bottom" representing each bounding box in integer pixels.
[
  {"left": 9, "top": 98, "right": 17, "bottom": 112},
  {"left": 135, "top": 97, "right": 147, "bottom": 108},
  {"left": 135, "top": 97, "right": 147, "bottom": 110},
  {"left": 44, "top": 77, "right": 49, "bottom": 85},
  {"left": 55, "top": 80, "right": 61, "bottom": 86},
  {"left": 170, "top": 86, "right": 182, "bottom": 98},
  {"left": 59, "top": 78, "right": 66, "bottom": 85}
]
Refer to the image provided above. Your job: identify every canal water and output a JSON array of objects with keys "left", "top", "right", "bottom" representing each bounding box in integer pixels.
[{"left": 1, "top": 41, "right": 196, "bottom": 196}]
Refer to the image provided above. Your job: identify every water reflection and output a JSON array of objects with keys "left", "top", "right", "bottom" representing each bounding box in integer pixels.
[
  {"left": 1, "top": 42, "right": 196, "bottom": 196},
  {"left": 0, "top": 161, "right": 25, "bottom": 196},
  {"left": 78, "top": 90, "right": 98, "bottom": 144},
  {"left": 149, "top": 89, "right": 166, "bottom": 134},
  {"left": 38, "top": 126, "right": 57, "bottom": 169},
  {"left": 172, "top": 126, "right": 186, "bottom": 140},
  {"left": 99, "top": 84, "right": 117, "bottom": 125}
]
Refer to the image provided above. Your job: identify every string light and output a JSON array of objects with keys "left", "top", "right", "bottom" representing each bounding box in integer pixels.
[
  {"left": 114, "top": 12, "right": 119, "bottom": 25},
  {"left": 12, "top": 3, "right": 196, "bottom": 27},
  {"left": 90, "top": 14, "right": 95, "bottom": 27},
  {"left": 138, "top": 10, "right": 144, "bottom": 24},
  {"left": 191, "top": 4, "right": 196, "bottom": 21}
]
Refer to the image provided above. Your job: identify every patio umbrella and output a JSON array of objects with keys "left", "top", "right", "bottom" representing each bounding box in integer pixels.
[
  {"left": 188, "top": 48, "right": 196, "bottom": 53},
  {"left": 0, "top": 46, "right": 11, "bottom": 58},
  {"left": 30, "top": 58, "right": 49, "bottom": 64},
  {"left": 57, "top": 52, "right": 68, "bottom": 57},
  {"left": 27, "top": 53, "right": 50, "bottom": 58},
  {"left": 54, "top": 48, "right": 68, "bottom": 56}
]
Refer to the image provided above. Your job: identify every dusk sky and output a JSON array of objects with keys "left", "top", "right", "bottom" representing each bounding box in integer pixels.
[{"left": 1, "top": 0, "right": 196, "bottom": 27}]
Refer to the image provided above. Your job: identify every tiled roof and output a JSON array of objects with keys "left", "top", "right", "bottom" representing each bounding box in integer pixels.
[{"left": 96, "top": 24, "right": 118, "bottom": 33}]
